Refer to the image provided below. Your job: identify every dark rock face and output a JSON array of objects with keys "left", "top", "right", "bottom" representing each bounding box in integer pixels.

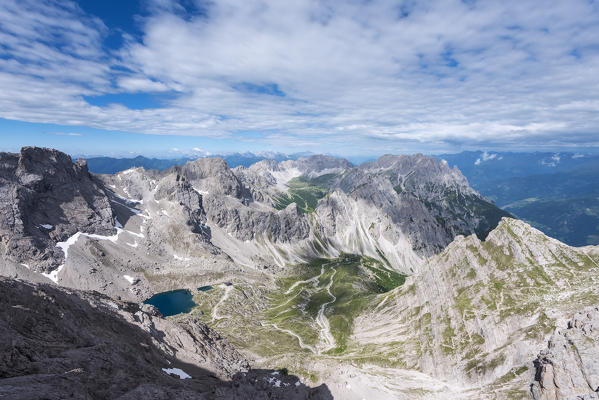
[
  {"left": 154, "top": 175, "right": 210, "bottom": 238},
  {"left": 0, "top": 147, "right": 115, "bottom": 272},
  {"left": 531, "top": 307, "right": 599, "bottom": 400},
  {"left": 323, "top": 154, "right": 511, "bottom": 255},
  {"left": 0, "top": 277, "right": 332, "bottom": 399},
  {"left": 203, "top": 195, "right": 310, "bottom": 243}
]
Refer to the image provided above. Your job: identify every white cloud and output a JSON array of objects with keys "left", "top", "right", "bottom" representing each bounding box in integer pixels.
[
  {"left": 475, "top": 151, "right": 499, "bottom": 165},
  {"left": 0, "top": 0, "right": 599, "bottom": 153},
  {"left": 117, "top": 77, "right": 170, "bottom": 93},
  {"left": 47, "top": 132, "right": 83, "bottom": 136}
]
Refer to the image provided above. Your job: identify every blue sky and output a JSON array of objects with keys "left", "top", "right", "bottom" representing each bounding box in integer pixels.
[{"left": 1, "top": 0, "right": 599, "bottom": 157}]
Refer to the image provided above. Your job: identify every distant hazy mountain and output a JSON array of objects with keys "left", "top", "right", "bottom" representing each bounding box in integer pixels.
[
  {"left": 85, "top": 152, "right": 311, "bottom": 174},
  {"left": 437, "top": 151, "right": 599, "bottom": 246},
  {"left": 437, "top": 151, "right": 598, "bottom": 186}
]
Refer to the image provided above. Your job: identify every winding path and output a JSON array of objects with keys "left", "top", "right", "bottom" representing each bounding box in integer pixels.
[
  {"left": 267, "top": 262, "right": 339, "bottom": 354},
  {"left": 212, "top": 284, "right": 233, "bottom": 322},
  {"left": 284, "top": 263, "right": 326, "bottom": 295},
  {"left": 268, "top": 323, "right": 317, "bottom": 354},
  {"left": 316, "top": 268, "right": 337, "bottom": 353}
]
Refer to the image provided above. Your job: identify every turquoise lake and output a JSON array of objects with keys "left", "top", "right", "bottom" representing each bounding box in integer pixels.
[{"left": 144, "top": 289, "right": 196, "bottom": 317}]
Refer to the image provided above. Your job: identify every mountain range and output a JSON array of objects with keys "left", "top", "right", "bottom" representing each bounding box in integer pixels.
[
  {"left": 1, "top": 147, "right": 598, "bottom": 399},
  {"left": 84, "top": 150, "right": 599, "bottom": 247},
  {"left": 84, "top": 152, "right": 311, "bottom": 174}
]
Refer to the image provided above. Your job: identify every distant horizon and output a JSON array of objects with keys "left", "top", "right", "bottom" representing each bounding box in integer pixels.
[
  {"left": 3, "top": 142, "right": 599, "bottom": 167},
  {"left": 3, "top": 117, "right": 599, "bottom": 159}
]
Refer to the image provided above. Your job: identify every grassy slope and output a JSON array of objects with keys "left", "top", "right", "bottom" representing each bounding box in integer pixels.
[{"left": 348, "top": 220, "right": 599, "bottom": 398}]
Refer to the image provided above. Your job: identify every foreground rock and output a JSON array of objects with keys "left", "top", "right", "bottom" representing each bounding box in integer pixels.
[
  {"left": 0, "top": 147, "right": 115, "bottom": 272},
  {"left": 0, "top": 277, "right": 332, "bottom": 399},
  {"left": 531, "top": 307, "right": 599, "bottom": 400}
]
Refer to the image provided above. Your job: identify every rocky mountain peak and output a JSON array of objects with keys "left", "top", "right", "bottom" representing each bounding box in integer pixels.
[
  {"left": 294, "top": 154, "right": 353, "bottom": 172},
  {"left": 173, "top": 157, "right": 247, "bottom": 199}
]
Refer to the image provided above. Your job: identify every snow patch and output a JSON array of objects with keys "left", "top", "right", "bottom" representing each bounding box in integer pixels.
[
  {"left": 40, "top": 224, "right": 53, "bottom": 229},
  {"left": 54, "top": 220, "right": 141, "bottom": 267},
  {"left": 192, "top": 187, "right": 209, "bottom": 196},
  {"left": 42, "top": 264, "right": 64, "bottom": 283},
  {"left": 56, "top": 232, "right": 83, "bottom": 259},
  {"left": 123, "top": 275, "right": 138, "bottom": 285},
  {"left": 161, "top": 368, "right": 191, "bottom": 379},
  {"left": 109, "top": 196, "right": 147, "bottom": 219},
  {"left": 125, "top": 229, "right": 144, "bottom": 239},
  {"left": 20, "top": 263, "right": 30, "bottom": 269}
]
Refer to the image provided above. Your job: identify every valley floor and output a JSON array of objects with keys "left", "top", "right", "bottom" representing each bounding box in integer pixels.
[{"left": 167, "top": 255, "right": 483, "bottom": 399}]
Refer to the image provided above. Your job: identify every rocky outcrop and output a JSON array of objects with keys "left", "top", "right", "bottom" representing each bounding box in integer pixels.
[
  {"left": 350, "top": 154, "right": 510, "bottom": 252},
  {"left": 0, "top": 277, "right": 332, "bottom": 399},
  {"left": 531, "top": 307, "right": 599, "bottom": 400},
  {"left": 154, "top": 174, "right": 209, "bottom": 237},
  {"left": 0, "top": 147, "right": 115, "bottom": 272},
  {"left": 203, "top": 195, "right": 310, "bottom": 243},
  {"left": 173, "top": 158, "right": 249, "bottom": 200}
]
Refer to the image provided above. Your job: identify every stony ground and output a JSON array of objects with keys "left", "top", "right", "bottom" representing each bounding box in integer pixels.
[{"left": 0, "top": 277, "right": 334, "bottom": 399}]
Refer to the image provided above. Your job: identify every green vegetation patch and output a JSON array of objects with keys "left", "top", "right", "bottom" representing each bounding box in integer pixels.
[
  {"left": 266, "top": 254, "right": 406, "bottom": 354},
  {"left": 273, "top": 175, "right": 335, "bottom": 213},
  {"left": 362, "top": 256, "right": 406, "bottom": 291}
]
